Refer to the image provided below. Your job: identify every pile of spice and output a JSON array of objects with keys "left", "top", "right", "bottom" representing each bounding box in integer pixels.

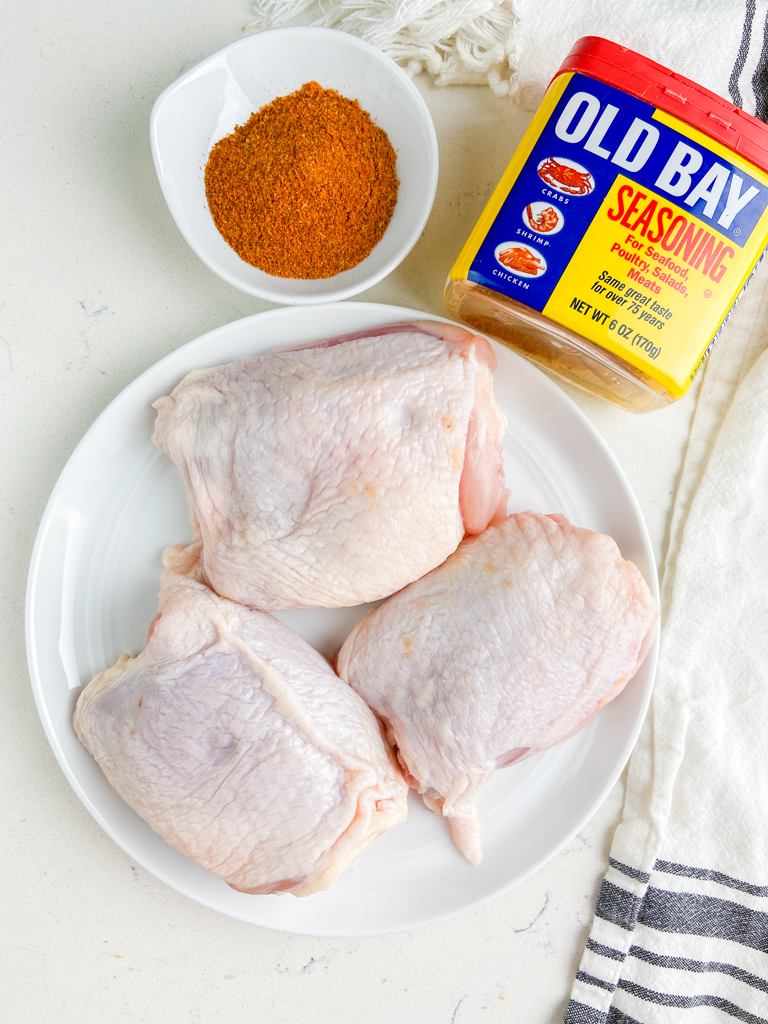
[{"left": 205, "top": 81, "right": 399, "bottom": 279}]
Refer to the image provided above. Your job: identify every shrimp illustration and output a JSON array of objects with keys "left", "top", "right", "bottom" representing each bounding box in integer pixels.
[{"left": 526, "top": 204, "right": 560, "bottom": 233}]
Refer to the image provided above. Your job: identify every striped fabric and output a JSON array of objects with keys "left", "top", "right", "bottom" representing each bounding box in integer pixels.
[
  {"left": 567, "top": 858, "right": 768, "bottom": 1023},
  {"left": 731, "top": 0, "right": 768, "bottom": 118}
]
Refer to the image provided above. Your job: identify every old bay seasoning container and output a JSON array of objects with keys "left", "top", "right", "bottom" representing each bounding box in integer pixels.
[{"left": 446, "top": 37, "right": 768, "bottom": 411}]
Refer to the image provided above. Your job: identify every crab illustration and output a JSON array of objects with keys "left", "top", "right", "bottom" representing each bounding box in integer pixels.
[{"left": 537, "top": 158, "right": 594, "bottom": 195}]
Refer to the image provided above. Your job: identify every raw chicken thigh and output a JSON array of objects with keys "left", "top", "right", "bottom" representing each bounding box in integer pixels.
[
  {"left": 73, "top": 551, "right": 408, "bottom": 896},
  {"left": 337, "top": 511, "right": 658, "bottom": 865},
  {"left": 152, "top": 321, "right": 508, "bottom": 610}
]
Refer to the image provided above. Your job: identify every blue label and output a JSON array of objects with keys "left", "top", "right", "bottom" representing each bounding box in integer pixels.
[{"left": 469, "top": 74, "right": 768, "bottom": 311}]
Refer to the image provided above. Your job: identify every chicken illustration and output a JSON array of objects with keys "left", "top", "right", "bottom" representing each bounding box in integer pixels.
[
  {"left": 152, "top": 322, "right": 508, "bottom": 611},
  {"left": 73, "top": 552, "right": 408, "bottom": 896},
  {"left": 337, "top": 511, "right": 658, "bottom": 865}
]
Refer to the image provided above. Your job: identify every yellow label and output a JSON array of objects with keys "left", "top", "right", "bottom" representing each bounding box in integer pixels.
[{"left": 542, "top": 177, "right": 764, "bottom": 395}]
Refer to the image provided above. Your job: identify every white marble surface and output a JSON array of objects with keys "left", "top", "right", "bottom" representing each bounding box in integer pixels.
[{"left": 1, "top": 3, "right": 704, "bottom": 1022}]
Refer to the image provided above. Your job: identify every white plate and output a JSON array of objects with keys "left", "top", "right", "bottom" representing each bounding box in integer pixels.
[
  {"left": 150, "top": 28, "right": 439, "bottom": 304},
  {"left": 26, "top": 302, "right": 658, "bottom": 937}
]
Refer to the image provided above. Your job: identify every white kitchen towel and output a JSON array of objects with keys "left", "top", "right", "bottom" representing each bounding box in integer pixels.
[
  {"left": 516, "top": 10, "right": 768, "bottom": 1023},
  {"left": 247, "top": 0, "right": 768, "bottom": 110},
  {"left": 563, "top": 264, "right": 768, "bottom": 1024},
  {"left": 510, "top": 0, "right": 768, "bottom": 112}
]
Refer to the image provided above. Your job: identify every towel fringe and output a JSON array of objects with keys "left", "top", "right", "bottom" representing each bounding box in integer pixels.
[{"left": 247, "top": 0, "right": 524, "bottom": 98}]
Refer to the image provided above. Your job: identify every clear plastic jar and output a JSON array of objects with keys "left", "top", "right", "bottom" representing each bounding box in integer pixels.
[{"left": 446, "top": 37, "right": 768, "bottom": 411}]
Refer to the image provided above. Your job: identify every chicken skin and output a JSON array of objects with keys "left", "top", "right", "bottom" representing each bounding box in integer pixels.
[
  {"left": 73, "top": 551, "right": 408, "bottom": 896},
  {"left": 152, "top": 322, "right": 508, "bottom": 610},
  {"left": 337, "top": 512, "right": 658, "bottom": 865}
]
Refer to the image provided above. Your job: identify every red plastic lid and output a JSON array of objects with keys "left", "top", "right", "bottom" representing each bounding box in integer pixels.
[{"left": 554, "top": 36, "right": 768, "bottom": 176}]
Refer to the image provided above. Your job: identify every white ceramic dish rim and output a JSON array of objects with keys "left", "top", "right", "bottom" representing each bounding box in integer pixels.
[
  {"left": 149, "top": 28, "right": 439, "bottom": 304},
  {"left": 25, "top": 302, "right": 659, "bottom": 936}
]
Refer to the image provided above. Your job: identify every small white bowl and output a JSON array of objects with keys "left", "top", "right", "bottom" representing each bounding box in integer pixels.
[{"left": 150, "top": 27, "right": 439, "bottom": 304}]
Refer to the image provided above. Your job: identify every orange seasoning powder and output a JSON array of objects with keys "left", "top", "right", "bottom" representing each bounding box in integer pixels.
[{"left": 204, "top": 81, "right": 399, "bottom": 279}]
